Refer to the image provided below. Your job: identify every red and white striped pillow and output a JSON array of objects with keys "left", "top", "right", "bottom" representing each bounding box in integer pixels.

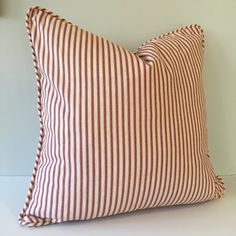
[{"left": 19, "top": 6, "right": 224, "bottom": 227}]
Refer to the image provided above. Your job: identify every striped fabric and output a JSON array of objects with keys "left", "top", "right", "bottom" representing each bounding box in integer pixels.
[{"left": 19, "top": 7, "right": 225, "bottom": 227}]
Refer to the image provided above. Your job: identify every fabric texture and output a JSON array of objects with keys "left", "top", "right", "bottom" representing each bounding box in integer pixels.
[{"left": 19, "top": 6, "right": 224, "bottom": 227}]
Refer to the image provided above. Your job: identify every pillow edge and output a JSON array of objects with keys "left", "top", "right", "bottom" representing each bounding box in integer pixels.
[{"left": 18, "top": 6, "right": 50, "bottom": 227}]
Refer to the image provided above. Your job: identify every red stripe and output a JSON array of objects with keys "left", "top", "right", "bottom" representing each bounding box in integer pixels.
[
  {"left": 84, "top": 31, "right": 89, "bottom": 219},
  {"left": 101, "top": 38, "right": 108, "bottom": 217},
  {"left": 133, "top": 60, "right": 143, "bottom": 211},
  {"left": 72, "top": 27, "right": 78, "bottom": 220},
  {"left": 95, "top": 36, "right": 102, "bottom": 218},
  {"left": 107, "top": 42, "right": 114, "bottom": 215},
  {"left": 78, "top": 29, "right": 84, "bottom": 220},
  {"left": 90, "top": 33, "right": 96, "bottom": 218},
  {"left": 116, "top": 46, "right": 126, "bottom": 214},
  {"left": 139, "top": 63, "right": 149, "bottom": 209},
  {"left": 111, "top": 42, "right": 120, "bottom": 215},
  {"left": 60, "top": 22, "right": 69, "bottom": 220},
  {"left": 127, "top": 55, "right": 137, "bottom": 212},
  {"left": 143, "top": 64, "right": 154, "bottom": 208},
  {"left": 66, "top": 24, "right": 73, "bottom": 221},
  {"left": 148, "top": 61, "right": 158, "bottom": 207},
  {"left": 123, "top": 50, "right": 132, "bottom": 212}
]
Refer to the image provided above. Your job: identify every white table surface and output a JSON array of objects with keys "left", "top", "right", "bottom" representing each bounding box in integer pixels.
[{"left": 0, "top": 175, "right": 235, "bottom": 236}]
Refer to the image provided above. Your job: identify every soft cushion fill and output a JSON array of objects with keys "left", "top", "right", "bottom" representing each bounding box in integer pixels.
[{"left": 19, "top": 6, "right": 224, "bottom": 227}]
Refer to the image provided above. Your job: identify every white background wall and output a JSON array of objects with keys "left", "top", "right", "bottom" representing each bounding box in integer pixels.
[{"left": 0, "top": 0, "right": 235, "bottom": 175}]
